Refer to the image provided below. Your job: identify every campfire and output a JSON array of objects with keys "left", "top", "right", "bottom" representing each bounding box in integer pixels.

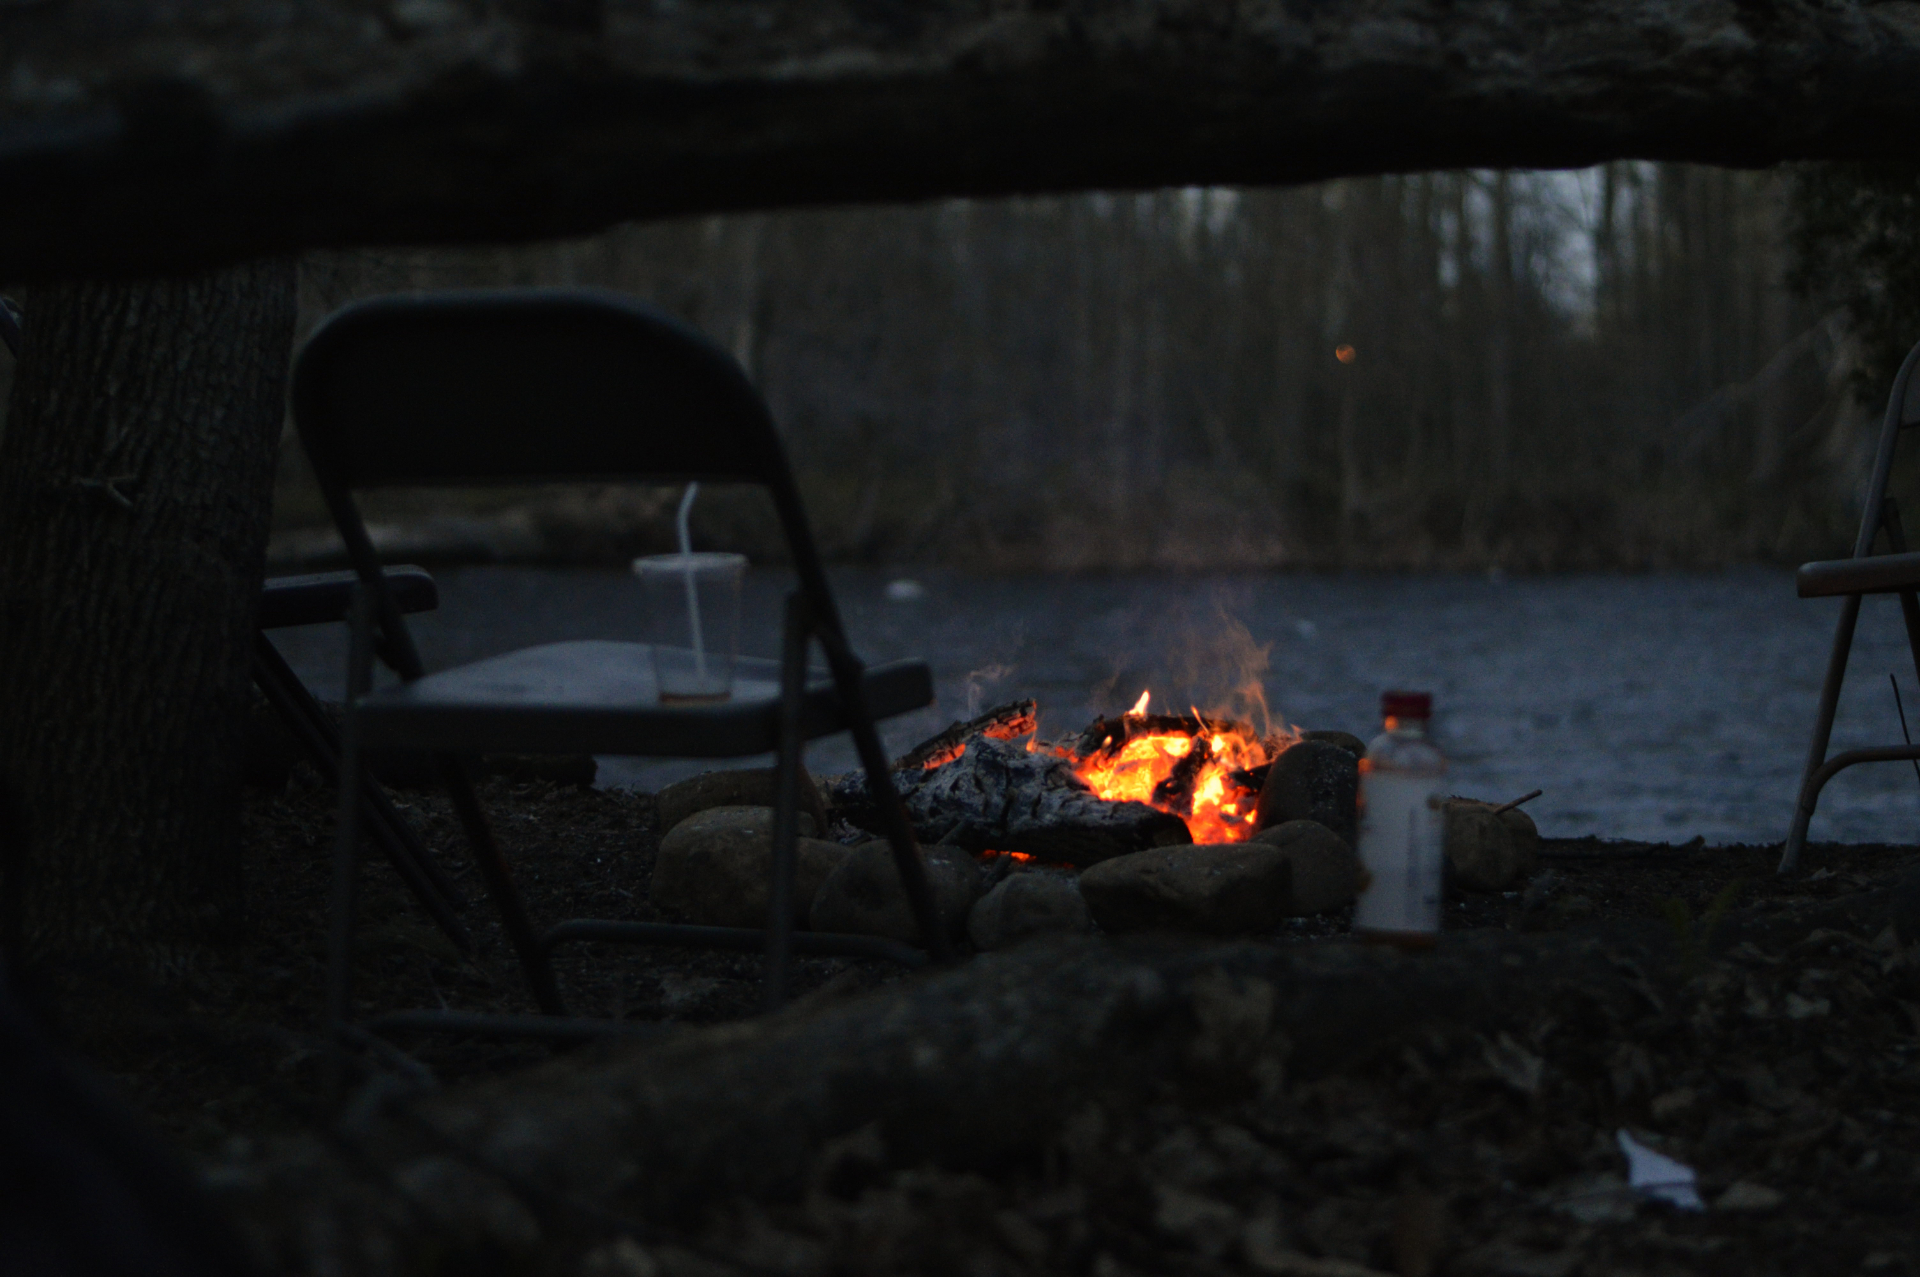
[{"left": 834, "top": 692, "right": 1297, "bottom": 862}]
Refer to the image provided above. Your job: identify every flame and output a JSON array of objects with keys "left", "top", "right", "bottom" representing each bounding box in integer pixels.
[
  {"left": 1126, "top": 689, "right": 1151, "bottom": 717},
  {"left": 1067, "top": 690, "right": 1283, "bottom": 843}
]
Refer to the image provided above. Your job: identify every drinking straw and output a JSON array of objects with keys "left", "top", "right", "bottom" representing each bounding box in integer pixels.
[{"left": 677, "top": 483, "right": 707, "bottom": 679}]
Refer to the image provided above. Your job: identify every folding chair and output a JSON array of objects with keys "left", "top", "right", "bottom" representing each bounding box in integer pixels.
[
  {"left": 254, "top": 566, "right": 471, "bottom": 955},
  {"left": 295, "top": 289, "right": 953, "bottom": 1053},
  {"left": 1781, "top": 336, "right": 1920, "bottom": 872}
]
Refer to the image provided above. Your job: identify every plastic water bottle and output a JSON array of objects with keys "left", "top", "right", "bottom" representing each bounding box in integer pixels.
[{"left": 1353, "top": 691, "right": 1447, "bottom": 945}]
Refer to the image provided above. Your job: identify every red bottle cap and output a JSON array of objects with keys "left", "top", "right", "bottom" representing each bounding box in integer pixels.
[{"left": 1381, "top": 691, "right": 1432, "bottom": 720}]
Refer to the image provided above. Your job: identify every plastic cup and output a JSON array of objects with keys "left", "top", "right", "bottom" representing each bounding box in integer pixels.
[{"left": 632, "top": 552, "right": 746, "bottom": 702}]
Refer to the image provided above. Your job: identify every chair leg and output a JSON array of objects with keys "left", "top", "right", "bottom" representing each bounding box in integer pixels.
[
  {"left": 816, "top": 634, "right": 954, "bottom": 963},
  {"left": 764, "top": 593, "right": 810, "bottom": 1011},
  {"left": 1781, "top": 592, "right": 1862, "bottom": 874},
  {"left": 325, "top": 587, "right": 375, "bottom": 1106},
  {"left": 437, "top": 758, "right": 567, "bottom": 1016},
  {"left": 251, "top": 633, "right": 471, "bottom": 954},
  {"left": 1876, "top": 503, "right": 1920, "bottom": 687},
  {"left": 1898, "top": 590, "right": 1920, "bottom": 691}
]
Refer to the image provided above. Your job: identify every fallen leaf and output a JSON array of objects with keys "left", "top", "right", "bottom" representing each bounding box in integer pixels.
[
  {"left": 1715, "top": 1180, "right": 1784, "bottom": 1213},
  {"left": 1483, "top": 1033, "right": 1544, "bottom": 1096}
]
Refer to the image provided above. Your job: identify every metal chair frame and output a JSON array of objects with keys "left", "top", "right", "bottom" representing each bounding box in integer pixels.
[
  {"left": 293, "top": 290, "right": 953, "bottom": 1058},
  {"left": 253, "top": 566, "right": 472, "bottom": 955},
  {"left": 1781, "top": 337, "right": 1920, "bottom": 872}
]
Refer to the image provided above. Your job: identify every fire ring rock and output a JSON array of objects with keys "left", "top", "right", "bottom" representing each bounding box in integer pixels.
[
  {"left": 1254, "top": 739, "right": 1359, "bottom": 845},
  {"left": 1248, "top": 819, "right": 1361, "bottom": 915},
  {"left": 650, "top": 805, "right": 846, "bottom": 929},
  {"left": 655, "top": 766, "right": 830, "bottom": 839},
  {"left": 966, "top": 871, "right": 1092, "bottom": 950},
  {"left": 1300, "top": 729, "right": 1367, "bottom": 760},
  {"left": 808, "top": 842, "right": 981, "bottom": 943},
  {"left": 1443, "top": 798, "right": 1540, "bottom": 893},
  {"left": 1077, "top": 843, "right": 1293, "bottom": 935}
]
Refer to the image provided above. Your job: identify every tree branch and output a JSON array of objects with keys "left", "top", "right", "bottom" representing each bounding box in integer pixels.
[{"left": 4, "top": 1, "right": 1920, "bottom": 280}]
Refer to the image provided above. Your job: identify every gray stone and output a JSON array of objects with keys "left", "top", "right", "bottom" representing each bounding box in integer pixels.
[
  {"left": 1254, "top": 739, "right": 1359, "bottom": 844},
  {"left": 1078, "top": 843, "right": 1292, "bottom": 935},
  {"left": 1300, "top": 729, "right": 1367, "bottom": 760},
  {"left": 656, "top": 766, "right": 830, "bottom": 838},
  {"left": 1443, "top": 798, "right": 1540, "bottom": 892},
  {"left": 966, "top": 872, "right": 1092, "bottom": 950},
  {"left": 808, "top": 842, "right": 980, "bottom": 943},
  {"left": 650, "top": 806, "right": 843, "bottom": 928},
  {"left": 1248, "top": 819, "right": 1361, "bottom": 915}
]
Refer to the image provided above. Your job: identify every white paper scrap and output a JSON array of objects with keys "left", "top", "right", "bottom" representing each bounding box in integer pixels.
[{"left": 1616, "top": 1129, "right": 1704, "bottom": 1211}]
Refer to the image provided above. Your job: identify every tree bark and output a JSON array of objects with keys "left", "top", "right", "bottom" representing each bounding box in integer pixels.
[
  {"left": 0, "top": 262, "right": 296, "bottom": 973},
  {"left": 7, "top": 2, "right": 1920, "bottom": 281}
]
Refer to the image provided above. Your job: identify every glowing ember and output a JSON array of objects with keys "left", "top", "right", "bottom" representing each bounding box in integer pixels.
[{"left": 1067, "top": 690, "right": 1282, "bottom": 843}]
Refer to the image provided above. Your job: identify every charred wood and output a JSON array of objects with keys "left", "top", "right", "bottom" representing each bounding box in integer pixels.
[
  {"left": 1073, "top": 713, "right": 1256, "bottom": 759},
  {"left": 1150, "top": 734, "right": 1212, "bottom": 817},
  {"left": 830, "top": 734, "right": 1189, "bottom": 864},
  {"left": 891, "top": 699, "right": 1037, "bottom": 773}
]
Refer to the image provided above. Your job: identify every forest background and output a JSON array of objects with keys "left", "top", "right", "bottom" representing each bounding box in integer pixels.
[{"left": 17, "top": 162, "right": 1909, "bottom": 574}]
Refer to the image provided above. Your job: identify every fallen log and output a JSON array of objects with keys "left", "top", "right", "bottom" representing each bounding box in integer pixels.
[
  {"left": 206, "top": 862, "right": 1920, "bottom": 1275},
  {"left": 8, "top": 1, "right": 1920, "bottom": 279}
]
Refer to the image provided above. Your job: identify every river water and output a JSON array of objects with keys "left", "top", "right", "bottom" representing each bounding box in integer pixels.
[{"left": 266, "top": 565, "right": 1920, "bottom": 847}]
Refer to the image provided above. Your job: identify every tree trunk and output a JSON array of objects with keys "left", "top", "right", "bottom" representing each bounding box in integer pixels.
[
  {"left": 0, "top": 261, "right": 296, "bottom": 974},
  {"left": 1486, "top": 170, "right": 1516, "bottom": 493}
]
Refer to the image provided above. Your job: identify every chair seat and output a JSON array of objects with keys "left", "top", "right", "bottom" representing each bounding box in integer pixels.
[
  {"left": 1796, "top": 551, "right": 1920, "bottom": 599},
  {"left": 260, "top": 565, "right": 439, "bottom": 629},
  {"left": 354, "top": 640, "right": 933, "bottom": 758}
]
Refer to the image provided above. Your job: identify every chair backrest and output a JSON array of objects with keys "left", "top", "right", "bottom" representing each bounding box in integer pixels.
[
  {"left": 292, "top": 289, "right": 848, "bottom": 679},
  {"left": 1853, "top": 336, "right": 1920, "bottom": 558},
  {"left": 294, "top": 289, "right": 791, "bottom": 491}
]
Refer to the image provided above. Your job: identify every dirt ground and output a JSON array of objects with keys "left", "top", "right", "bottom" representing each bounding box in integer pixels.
[{"left": 40, "top": 766, "right": 1920, "bottom": 1277}]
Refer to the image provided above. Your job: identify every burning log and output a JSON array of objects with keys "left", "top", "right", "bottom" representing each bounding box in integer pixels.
[
  {"left": 826, "top": 733, "right": 1190, "bottom": 864},
  {"left": 1068, "top": 710, "right": 1277, "bottom": 844},
  {"left": 897, "top": 735, "right": 1191, "bottom": 865},
  {"left": 891, "top": 699, "right": 1038, "bottom": 772},
  {"left": 1150, "top": 733, "right": 1212, "bottom": 817},
  {"left": 1073, "top": 712, "right": 1270, "bottom": 760}
]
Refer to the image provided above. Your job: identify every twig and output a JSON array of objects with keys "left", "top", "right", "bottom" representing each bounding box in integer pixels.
[
  {"left": 71, "top": 473, "right": 138, "bottom": 510},
  {"left": 1490, "top": 788, "right": 1543, "bottom": 817}
]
